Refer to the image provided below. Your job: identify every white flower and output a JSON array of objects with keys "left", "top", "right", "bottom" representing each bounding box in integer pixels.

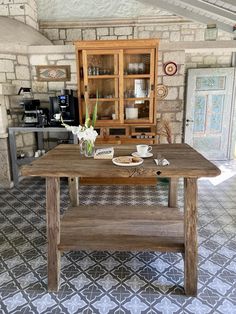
[{"left": 62, "top": 121, "right": 98, "bottom": 142}]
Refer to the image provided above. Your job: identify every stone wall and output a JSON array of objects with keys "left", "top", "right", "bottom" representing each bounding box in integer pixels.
[
  {"left": 157, "top": 50, "right": 185, "bottom": 143},
  {"left": 40, "top": 22, "right": 233, "bottom": 45},
  {"left": 185, "top": 51, "right": 232, "bottom": 70},
  {"left": 0, "top": 0, "right": 38, "bottom": 30}
]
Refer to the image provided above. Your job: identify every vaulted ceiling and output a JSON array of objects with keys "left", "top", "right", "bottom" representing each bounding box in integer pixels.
[{"left": 36, "top": 0, "right": 236, "bottom": 34}]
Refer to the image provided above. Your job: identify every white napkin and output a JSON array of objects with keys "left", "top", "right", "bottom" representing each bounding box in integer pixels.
[{"left": 154, "top": 158, "right": 170, "bottom": 166}]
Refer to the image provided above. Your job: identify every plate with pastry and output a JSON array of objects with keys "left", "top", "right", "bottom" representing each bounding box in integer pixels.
[{"left": 112, "top": 156, "right": 143, "bottom": 167}]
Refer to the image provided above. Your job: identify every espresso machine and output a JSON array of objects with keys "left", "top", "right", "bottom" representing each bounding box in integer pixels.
[
  {"left": 49, "top": 89, "right": 79, "bottom": 126},
  {"left": 18, "top": 87, "right": 48, "bottom": 127}
]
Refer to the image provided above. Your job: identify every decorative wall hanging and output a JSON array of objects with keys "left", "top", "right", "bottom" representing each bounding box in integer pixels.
[
  {"left": 36, "top": 65, "right": 71, "bottom": 81},
  {"left": 163, "top": 61, "right": 177, "bottom": 76},
  {"left": 156, "top": 84, "right": 168, "bottom": 100}
]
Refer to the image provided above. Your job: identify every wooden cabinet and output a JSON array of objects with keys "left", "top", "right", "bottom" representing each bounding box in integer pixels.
[{"left": 75, "top": 39, "right": 159, "bottom": 143}]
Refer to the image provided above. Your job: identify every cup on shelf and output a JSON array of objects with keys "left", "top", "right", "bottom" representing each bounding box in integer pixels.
[{"left": 53, "top": 113, "right": 61, "bottom": 121}]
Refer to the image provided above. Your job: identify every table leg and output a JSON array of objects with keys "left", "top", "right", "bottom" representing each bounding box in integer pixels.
[
  {"left": 68, "top": 177, "right": 79, "bottom": 206},
  {"left": 46, "top": 177, "right": 61, "bottom": 292},
  {"left": 184, "top": 177, "right": 198, "bottom": 296},
  {"left": 168, "top": 178, "right": 178, "bottom": 207}
]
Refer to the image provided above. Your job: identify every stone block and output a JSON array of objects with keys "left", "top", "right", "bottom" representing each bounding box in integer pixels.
[
  {"left": 6, "top": 72, "right": 16, "bottom": 80},
  {"left": 23, "top": 132, "right": 35, "bottom": 146},
  {"left": 182, "top": 35, "right": 195, "bottom": 42},
  {"left": 0, "top": 150, "right": 11, "bottom": 188},
  {"left": 15, "top": 65, "right": 30, "bottom": 80},
  {"left": 65, "top": 54, "right": 76, "bottom": 60},
  {"left": 17, "top": 55, "right": 28, "bottom": 65},
  {"left": 171, "top": 122, "right": 182, "bottom": 135},
  {"left": 162, "top": 113, "right": 177, "bottom": 121},
  {"left": 9, "top": 4, "right": 25, "bottom": 15},
  {"left": 52, "top": 40, "right": 64, "bottom": 45},
  {"left": 191, "top": 56, "right": 203, "bottom": 63},
  {"left": 99, "top": 36, "right": 117, "bottom": 40},
  {"left": 48, "top": 81, "right": 65, "bottom": 91},
  {"left": 170, "top": 32, "right": 180, "bottom": 42},
  {"left": 179, "top": 86, "right": 184, "bottom": 100},
  {"left": 82, "top": 29, "right": 96, "bottom": 40},
  {"left": 32, "top": 81, "right": 47, "bottom": 93},
  {"left": 29, "top": 55, "right": 47, "bottom": 65},
  {"left": 195, "top": 29, "right": 204, "bottom": 41},
  {"left": 57, "top": 60, "right": 76, "bottom": 73},
  {"left": 48, "top": 54, "right": 64, "bottom": 61},
  {"left": 0, "top": 60, "right": 14, "bottom": 72},
  {"left": 42, "top": 29, "right": 59, "bottom": 41},
  {"left": 158, "top": 100, "right": 182, "bottom": 112},
  {"left": 118, "top": 36, "right": 128, "bottom": 40},
  {"left": 0, "top": 54, "right": 16, "bottom": 60},
  {"left": 165, "top": 87, "right": 178, "bottom": 100},
  {"left": 66, "top": 29, "right": 82, "bottom": 41},
  {"left": 217, "top": 56, "right": 231, "bottom": 65},
  {"left": 203, "top": 55, "right": 217, "bottom": 65},
  {"left": 109, "top": 28, "right": 114, "bottom": 35},
  {"left": 162, "top": 32, "right": 170, "bottom": 39},
  {"left": 138, "top": 31, "right": 150, "bottom": 39},
  {"left": 25, "top": 16, "right": 38, "bottom": 29},
  {"left": 13, "top": 16, "right": 25, "bottom": 24},
  {"left": 97, "top": 28, "right": 109, "bottom": 36},
  {"left": 0, "top": 73, "right": 6, "bottom": 82},
  {"left": 59, "top": 29, "right": 66, "bottom": 40},
  {"left": 174, "top": 134, "right": 182, "bottom": 143},
  {"left": 163, "top": 51, "right": 185, "bottom": 64},
  {"left": 163, "top": 75, "right": 184, "bottom": 86},
  {"left": 114, "top": 27, "right": 133, "bottom": 36},
  {"left": 144, "top": 26, "right": 154, "bottom": 31},
  {"left": 16, "top": 134, "right": 24, "bottom": 148},
  {"left": 176, "top": 111, "right": 183, "bottom": 121},
  {"left": 0, "top": 5, "right": 9, "bottom": 15}
]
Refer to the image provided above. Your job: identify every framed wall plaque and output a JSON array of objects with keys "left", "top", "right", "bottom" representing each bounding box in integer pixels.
[{"left": 36, "top": 65, "right": 71, "bottom": 81}]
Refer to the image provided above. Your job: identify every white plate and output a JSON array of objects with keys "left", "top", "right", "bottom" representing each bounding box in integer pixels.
[
  {"left": 112, "top": 156, "right": 143, "bottom": 167},
  {"left": 132, "top": 152, "right": 153, "bottom": 158}
]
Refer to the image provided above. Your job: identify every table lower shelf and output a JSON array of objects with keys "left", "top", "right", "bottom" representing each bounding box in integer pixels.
[{"left": 59, "top": 205, "right": 184, "bottom": 253}]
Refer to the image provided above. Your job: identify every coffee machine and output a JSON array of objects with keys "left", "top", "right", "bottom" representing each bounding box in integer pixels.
[
  {"left": 18, "top": 87, "right": 48, "bottom": 127},
  {"left": 49, "top": 89, "right": 79, "bottom": 126}
]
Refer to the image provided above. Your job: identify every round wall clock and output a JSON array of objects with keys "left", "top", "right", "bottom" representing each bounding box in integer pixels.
[
  {"left": 157, "top": 84, "right": 168, "bottom": 100},
  {"left": 163, "top": 61, "right": 178, "bottom": 76}
]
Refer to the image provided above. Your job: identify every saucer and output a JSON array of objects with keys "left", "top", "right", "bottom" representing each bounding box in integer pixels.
[{"left": 132, "top": 152, "right": 153, "bottom": 158}]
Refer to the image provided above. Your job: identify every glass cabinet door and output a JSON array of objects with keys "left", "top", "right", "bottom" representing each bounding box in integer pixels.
[
  {"left": 123, "top": 49, "right": 155, "bottom": 124},
  {"left": 81, "top": 50, "right": 122, "bottom": 125}
]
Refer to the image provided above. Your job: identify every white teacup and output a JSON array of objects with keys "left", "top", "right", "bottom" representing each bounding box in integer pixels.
[
  {"left": 53, "top": 113, "right": 61, "bottom": 120},
  {"left": 136, "top": 145, "right": 152, "bottom": 156}
]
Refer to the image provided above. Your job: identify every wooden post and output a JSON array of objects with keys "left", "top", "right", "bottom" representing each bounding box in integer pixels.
[
  {"left": 168, "top": 178, "right": 178, "bottom": 207},
  {"left": 68, "top": 177, "right": 79, "bottom": 206},
  {"left": 46, "top": 177, "right": 61, "bottom": 292},
  {"left": 184, "top": 177, "right": 198, "bottom": 296}
]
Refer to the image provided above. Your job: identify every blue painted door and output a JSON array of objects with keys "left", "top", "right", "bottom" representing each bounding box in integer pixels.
[{"left": 185, "top": 68, "right": 235, "bottom": 160}]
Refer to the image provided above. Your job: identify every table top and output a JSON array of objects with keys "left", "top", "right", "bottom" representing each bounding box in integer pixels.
[{"left": 20, "top": 143, "right": 221, "bottom": 179}]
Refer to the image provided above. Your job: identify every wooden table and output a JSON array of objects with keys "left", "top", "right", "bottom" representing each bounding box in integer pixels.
[{"left": 21, "top": 143, "right": 220, "bottom": 296}]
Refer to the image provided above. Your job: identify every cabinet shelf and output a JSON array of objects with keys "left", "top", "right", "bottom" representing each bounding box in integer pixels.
[
  {"left": 125, "top": 97, "right": 150, "bottom": 101},
  {"left": 88, "top": 75, "right": 118, "bottom": 79},
  {"left": 89, "top": 98, "right": 119, "bottom": 102},
  {"left": 124, "top": 74, "right": 151, "bottom": 79}
]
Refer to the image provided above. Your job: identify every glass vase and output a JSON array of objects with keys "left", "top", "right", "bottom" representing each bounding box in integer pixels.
[
  {"left": 84, "top": 140, "right": 95, "bottom": 157},
  {"left": 79, "top": 140, "right": 85, "bottom": 155}
]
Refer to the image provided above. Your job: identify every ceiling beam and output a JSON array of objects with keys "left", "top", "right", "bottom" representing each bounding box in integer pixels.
[
  {"left": 179, "top": 0, "right": 236, "bottom": 22},
  {"left": 137, "top": 0, "right": 234, "bottom": 33}
]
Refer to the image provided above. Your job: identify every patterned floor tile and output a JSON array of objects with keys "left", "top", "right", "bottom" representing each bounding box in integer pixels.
[{"left": 0, "top": 161, "right": 236, "bottom": 313}]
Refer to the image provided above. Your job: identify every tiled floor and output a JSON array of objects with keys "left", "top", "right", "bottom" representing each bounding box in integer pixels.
[{"left": 0, "top": 162, "right": 236, "bottom": 314}]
